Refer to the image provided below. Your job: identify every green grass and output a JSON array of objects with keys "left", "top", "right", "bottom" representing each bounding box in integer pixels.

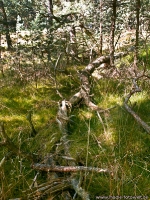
[{"left": 0, "top": 52, "right": 150, "bottom": 199}]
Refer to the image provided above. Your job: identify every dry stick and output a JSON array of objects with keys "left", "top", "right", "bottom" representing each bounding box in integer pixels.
[
  {"left": 32, "top": 163, "right": 109, "bottom": 173},
  {"left": 25, "top": 179, "right": 71, "bottom": 199},
  {"left": 13, "top": 180, "right": 67, "bottom": 200},
  {"left": 30, "top": 172, "right": 39, "bottom": 189},
  {"left": 124, "top": 79, "right": 150, "bottom": 134},
  {"left": 29, "top": 182, "right": 71, "bottom": 199}
]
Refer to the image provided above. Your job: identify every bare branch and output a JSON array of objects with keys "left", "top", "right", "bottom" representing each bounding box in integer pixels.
[
  {"left": 124, "top": 79, "right": 150, "bottom": 134},
  {"left": 32, "top": 163, "right": 109, "bottom": 173},
  {"left": 24, "top": 178, "right": 71, "bottom": 199}
]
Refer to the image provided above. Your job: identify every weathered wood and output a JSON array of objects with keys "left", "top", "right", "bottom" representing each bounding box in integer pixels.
[
  {"left": 69, "top": 52, "right": 127, "bottom": 108},
  {"left": 26, "top": 179, "right": 71, "bottom": 199},
  {"left": 124, "top": 79, "right": 150, "bottom": 134},
  {"left": 56, "top": 100, "right": 73, "bottom": 161},
  {"left": 54, "top": 52, "right": 128, "bottom": 199},
  {"left": 32, "top": 163, "right": 109, "bottom": 173}
]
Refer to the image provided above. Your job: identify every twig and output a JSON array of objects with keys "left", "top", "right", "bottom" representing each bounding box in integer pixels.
[
  {"left": 30, "top": 172, "right": 39, "bottom": 189},
  {"left": 124, "top": 78, "right": 150, "bottom": 134},
  {"left": 25, "top": 179, "right": 71, "bottom": 199}
]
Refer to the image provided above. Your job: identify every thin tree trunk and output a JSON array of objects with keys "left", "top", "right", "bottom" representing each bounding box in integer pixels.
[
  {"left": 0, "top": 0, "right": 12, "bottom": 49},
  {"left": 109, "top": 0, "right": 117, "bottom": 66},
  {"left": 0, "top": 33, "right": 1, "bottom": 58},
  {"left": 99, "top": 0, "right": 103, "bottom": 55},
  {"left": 44, "top": 0, "right": 53, "bottom": 24},
  {"left": 48, "top": 0, "right": 53, "bottom": 16},
  {"left": 43, "top": 0, "right": 54, "bottom": 61},
  {"left": 134, "top": 0, "right": 141, "bottom": 71}
]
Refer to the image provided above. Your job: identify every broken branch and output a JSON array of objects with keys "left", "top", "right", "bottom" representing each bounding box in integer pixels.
[
  {"left": 32, "top": 163, "right": 109, "bottom": 173},
  {"left": 124, "top": 78, "right": 150, "bottom": 134}
]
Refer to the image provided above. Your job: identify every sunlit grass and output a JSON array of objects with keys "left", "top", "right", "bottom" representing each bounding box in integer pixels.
[
  {"left": 78, "top": 77, "right": 150, "bottom": 197},
  {"left": 0, "top": 55, "right": 150, "bottom": 198}
]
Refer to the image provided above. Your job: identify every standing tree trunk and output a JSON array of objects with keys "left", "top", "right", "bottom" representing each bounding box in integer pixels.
[
  {"left": 0, "top": 33, "right": 1, "bottom": 59},
  {"left": 43, "top": 0, "right": 54, "bottom": 61},
  {"left": 109, "top": 0, "right": 117, "bottom": 66},
  {"left": 0, "top": 0, "right": 12, "bottom": 49},
  {"left": 134, "top": 0, "right": 141, "bottom": 71},
  {"left": 99, "top": 0, "right": 103, "bottom": 55},
  {"left": 46, "top": 0, "right": 53, "bottom": 21}
]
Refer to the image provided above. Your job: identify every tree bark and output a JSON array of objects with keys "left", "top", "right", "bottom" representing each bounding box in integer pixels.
[
  {"left": 43, "top": 0, "right": 53, "bottom": 24},
  {"left": 134, "top": 0, "right": 141, "bottom": 71},
  {"left": 109, "top": 0, "right": 117, "bottom": 66},
  {"left": 0, "top": 0, "right": 12, "bottom": 49},
  {"left": 99, "top": 0, "right": 103, "bottom": 55},
  {"left": 32, "top": 163, "right": 109, "bottom": 173}
]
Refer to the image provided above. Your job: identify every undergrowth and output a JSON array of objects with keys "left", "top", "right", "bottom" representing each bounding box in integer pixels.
[{"left": 0, "top": 49, "right": 150, "bottom": 199}]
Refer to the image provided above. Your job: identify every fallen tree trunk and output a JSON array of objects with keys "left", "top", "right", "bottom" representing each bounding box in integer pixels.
[
  {"left": 53, "top": 53, "right": 128, "bottom": 199},
  {"left": 70, "top": 52, "right": 127, "bottom": 109}
]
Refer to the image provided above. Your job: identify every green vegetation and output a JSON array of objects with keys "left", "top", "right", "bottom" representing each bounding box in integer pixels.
[
  {"left": 0, "top": 48, "right": 150, "bottom": 198},
  {"left": 0, "top": 0, "right": 150, "bottom": 199}
]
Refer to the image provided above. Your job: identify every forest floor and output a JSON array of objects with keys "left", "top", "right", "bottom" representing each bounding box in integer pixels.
[{"left": 0, "top": 33, "right": 150, "bottom": 199}]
